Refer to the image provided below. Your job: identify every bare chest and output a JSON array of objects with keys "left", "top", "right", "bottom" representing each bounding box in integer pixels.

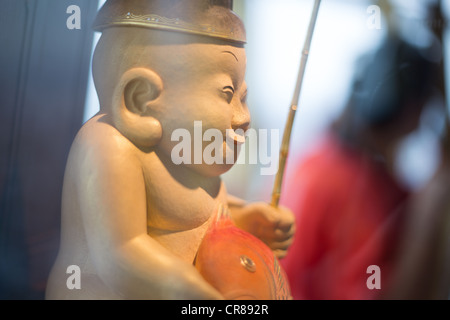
[{"left": 140, "top": 154, "right": 228, "bottom": 262}]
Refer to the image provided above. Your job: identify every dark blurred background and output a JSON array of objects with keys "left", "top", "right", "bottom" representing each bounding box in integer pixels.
[{"left": 0, "top": 0, "right": 98, "bottom": 299}]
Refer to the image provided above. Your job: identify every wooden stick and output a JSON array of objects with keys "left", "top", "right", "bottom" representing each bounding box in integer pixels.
[{"left": 271, "top": 0, "right": 322, "bottom": 207}]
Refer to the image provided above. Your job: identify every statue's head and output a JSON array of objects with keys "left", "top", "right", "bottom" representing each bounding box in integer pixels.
[{"left": 92, "top": 0, "right": 250, "bottom": 177}]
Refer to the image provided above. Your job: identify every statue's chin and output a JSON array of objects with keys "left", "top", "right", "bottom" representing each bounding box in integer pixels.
[
  {"left": 184, "top": 141, "right": 241, "bottom": 177},
  {"left": 185, "top": 162, "right": 234, "bottom": 178},
  {"left": 155, "top": 140, "right": 241, "bottom": 178}
]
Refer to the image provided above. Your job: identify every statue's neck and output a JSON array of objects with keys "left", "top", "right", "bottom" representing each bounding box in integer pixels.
[
  {"left": 138, "top": 149, "right": 227, "bottom": 264},
  {"left": 138, "top": 148, "right": 226, "bottom": 230}
]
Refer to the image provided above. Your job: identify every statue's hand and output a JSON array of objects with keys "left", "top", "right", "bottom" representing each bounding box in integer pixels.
[{"left": 230, "top": 202, "right": 295, "bottom": 259}]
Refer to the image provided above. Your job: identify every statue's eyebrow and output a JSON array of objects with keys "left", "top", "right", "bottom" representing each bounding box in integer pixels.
[{"left": 222, "top": 50, "right": 239, "bottom": 62}]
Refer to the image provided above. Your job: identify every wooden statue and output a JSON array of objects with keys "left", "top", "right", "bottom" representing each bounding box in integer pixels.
[{"left": 45, "top": 0, "right": 294, "bottom": 300}]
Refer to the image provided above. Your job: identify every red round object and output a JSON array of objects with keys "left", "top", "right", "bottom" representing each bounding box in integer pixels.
[{"left": 195, "top": 204, "right": 291, "bottom": 300}]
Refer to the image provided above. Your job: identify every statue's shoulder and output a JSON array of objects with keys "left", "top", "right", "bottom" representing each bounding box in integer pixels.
[
  {"left": 74, "top": 114, "right": 134, "bottom": 152},
  {"left": 67, "top": 114, "right": 138, "bottom": 173}
]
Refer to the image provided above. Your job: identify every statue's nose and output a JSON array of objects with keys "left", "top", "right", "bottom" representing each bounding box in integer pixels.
[{"left": 232, "top": 106, "right": 251, "bottom": 133}]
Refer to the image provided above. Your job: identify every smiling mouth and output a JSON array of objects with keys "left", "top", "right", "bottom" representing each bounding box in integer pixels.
[{"left": 226, "top": 129, "right": 246, "bottom": 145}]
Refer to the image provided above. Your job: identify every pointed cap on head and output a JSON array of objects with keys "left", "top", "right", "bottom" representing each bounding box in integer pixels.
[{"left": 93, "top": 0, "right": 246, "bottom": 44}]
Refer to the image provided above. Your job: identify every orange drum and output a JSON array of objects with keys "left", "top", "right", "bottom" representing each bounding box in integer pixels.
[{"left": 194, "top": 204, "right": 291, "bottom": 300}]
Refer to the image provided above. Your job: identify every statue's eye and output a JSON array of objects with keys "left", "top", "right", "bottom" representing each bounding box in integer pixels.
[{"left": 222, "top": 86, "right": 235, "bottom": 103}]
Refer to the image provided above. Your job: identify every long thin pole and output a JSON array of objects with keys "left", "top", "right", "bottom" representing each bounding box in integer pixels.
[{"left": 271, "top": 0, "right": 322, "bottom": 207}]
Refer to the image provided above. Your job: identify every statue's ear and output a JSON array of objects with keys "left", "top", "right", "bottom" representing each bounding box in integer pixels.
[{"left": 112, "top": 68, "right": 163, "bottom": 148}]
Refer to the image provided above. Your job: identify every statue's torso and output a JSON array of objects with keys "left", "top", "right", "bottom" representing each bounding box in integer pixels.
[
  {"left": 140, "top": 150, "right": 228, "bottom": 263},
  {"left": 46, "top": 115, "right": 226, "bottom": 299}
]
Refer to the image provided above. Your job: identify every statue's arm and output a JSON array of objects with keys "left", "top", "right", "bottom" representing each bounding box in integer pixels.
[{"left": 74, "top": 135, "right": 222, "bottom": 300}]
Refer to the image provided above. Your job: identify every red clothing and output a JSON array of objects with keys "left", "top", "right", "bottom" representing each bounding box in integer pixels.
[{"left": 280, "top": 134, "right": 409, "bottom": 300}]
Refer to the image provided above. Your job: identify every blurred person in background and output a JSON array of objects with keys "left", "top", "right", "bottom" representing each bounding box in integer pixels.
[{"left": 280, "top": 0, "right": 450, "bottom": 299}]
